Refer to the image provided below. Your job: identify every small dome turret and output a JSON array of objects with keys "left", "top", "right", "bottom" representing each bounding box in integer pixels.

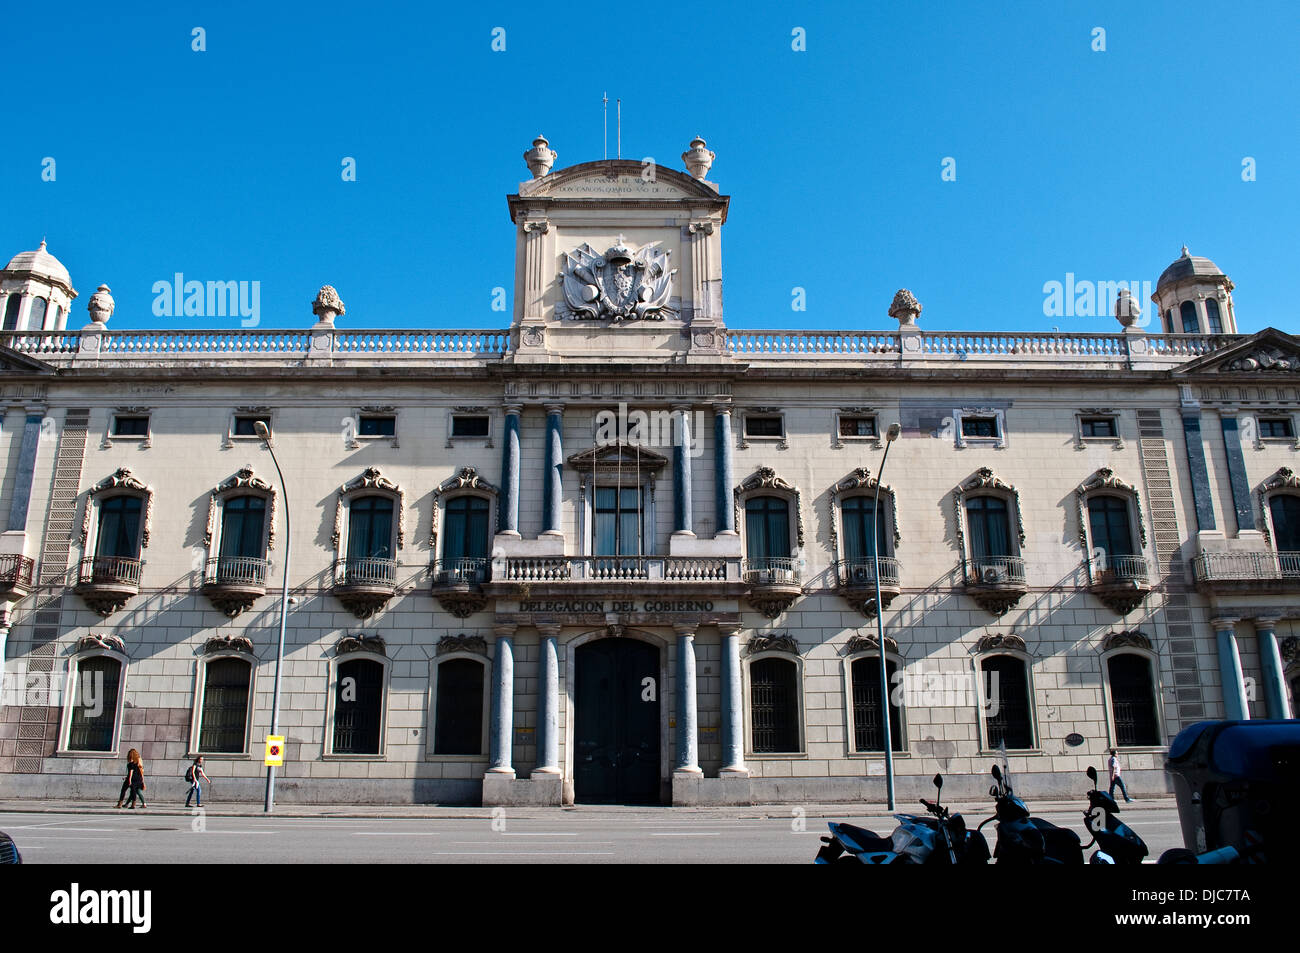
[{"left": 1150, "top": 246, "right": 1236, "bottom": 335}]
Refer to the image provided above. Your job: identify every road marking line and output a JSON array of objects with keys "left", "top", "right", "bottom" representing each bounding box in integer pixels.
[
  {"left": 500, "top": 832, "right": 578, "bottom": 836},
  {"left": 352, "top": 832, "right": 439, "bottom": 836},
  {"left": 650, "top": 832, "right": 720, "bottom": 836}
]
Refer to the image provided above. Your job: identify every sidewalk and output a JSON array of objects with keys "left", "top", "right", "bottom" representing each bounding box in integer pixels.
[{"left": 0, "top": 795, "right": 1178, "bottom": 821}]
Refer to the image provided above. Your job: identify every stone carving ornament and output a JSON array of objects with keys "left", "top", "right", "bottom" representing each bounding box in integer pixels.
[
  {"left": 312, "top": 285, "right": 345, "bottom": 326},
  {"left": 889, "top": 289, "right": 922, "bottom": 327},
  {"left": 745, "top": 633, "right": 799, "bottom": 656},
  {"left": 1221, "top": 346, "right": 1299, "bottom": 373},
  {"left": 337, "top": 634, "right": 387, "bottom": 656},
  {"left": 560, "top": 236, "right": 677, "bottom": 322},
  {"left": 87, "top": 285, "right": 115, "bottom": 325},
  {"left": 76, "top": 633, "right": 126, "bottom": 654}
]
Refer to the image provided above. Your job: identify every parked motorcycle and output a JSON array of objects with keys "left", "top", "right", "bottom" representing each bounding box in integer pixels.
[
  {"left": 815, "top": 773, "right": 990, "bottom": 865},
  {"left": 1081, "top": 765, "right": 1148, "bottom": 864},
  {"left": 977, "top": 763, "right": 1083, "bottom": 864}
]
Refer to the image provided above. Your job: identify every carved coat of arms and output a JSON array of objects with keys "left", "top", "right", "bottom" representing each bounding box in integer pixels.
[{"left": 560, "top": 236, "right": 676, "bottom": 321}]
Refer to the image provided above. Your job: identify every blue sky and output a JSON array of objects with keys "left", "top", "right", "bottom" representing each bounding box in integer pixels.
[{"left": 2, "top": 1, "right": 1296, "bottom": 334}]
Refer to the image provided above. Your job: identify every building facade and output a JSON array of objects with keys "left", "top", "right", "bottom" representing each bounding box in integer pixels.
[{"left": 0, "top": 139, "right": 1297, "bottom": 805}]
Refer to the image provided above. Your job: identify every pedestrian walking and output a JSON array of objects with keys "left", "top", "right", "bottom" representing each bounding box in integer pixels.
[
  {"left": 1107, "top": 748, "right": 1132, "bottom": 803},
  {"left": 123, "top": 748, "right": 147, "bottom": 809},
  {"left": 184, "top": 756, "right": 211, "bottom": 808},
  {"left": 114, "top": 748, "right": 136, "bottom": 808}
]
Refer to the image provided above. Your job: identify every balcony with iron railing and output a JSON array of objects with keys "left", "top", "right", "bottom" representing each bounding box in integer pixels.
[
  {"left": 200, "top": 555, "right": 269, "bottom": 617},
  {"left": 333, "top": 557, "right": 398, "bottom": 619},
  {"left": 1193, "top": 550, "right": 1300, "bottom": 595},
  {"left": 430, "top": 557, "right": 491, "bottom": 619},
  {"left": 962, "top": 556, "right": 1028, "bottom": 617},
  {"left": 0, "top": 554, "right": 35, "bottom": 600},
  {"left": 75, "top": 555, "right": 142, "bottom": 616},
  {"left": 833, "top": 556, "right": 902, "bottom": 618},
  {"left": 482, "top": 554, "right": 742, "bottom": 603},
  {"left": 1086, "top": 554, "right": 1152, "bottom": 615},
  {"left": 741, "top": 557, "right": 803, "bottom": 619}
]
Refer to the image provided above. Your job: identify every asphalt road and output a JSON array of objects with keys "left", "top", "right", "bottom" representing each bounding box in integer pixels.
[{"left": 1, "top": 805, "right": 1185, "bottom": 863}]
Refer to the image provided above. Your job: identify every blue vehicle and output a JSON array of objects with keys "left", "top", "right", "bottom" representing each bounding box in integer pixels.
[
  {"left": 1081, "top": 765, "right": 1148, "bottom": 864},
  {"left": 977, "top": 763, "right": 1083, "bottom": 864},
  {"left": 815, "top": 773, "right": 991, "bottom": 865}
]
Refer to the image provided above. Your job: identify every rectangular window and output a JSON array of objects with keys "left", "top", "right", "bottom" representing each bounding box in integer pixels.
[
  {"left": 451, "top": 415, "right": 490, "bottom": 438},
  {"left": 838, "top": 415, "right": 877, "bottom": 438},
  {"left": 1081, "top": 416, "right": 1117, "bottom": 438},
  {"left": 232, "top": 415, "right": 270, "bottom": 437},
  {"left": 961, "top": 416, "right": 999, "bottom": 439},
  {"left": 744, "top": 415, "right": 783, "bottom": 438},
  {"left": 1259, "top": 418, "right": 1294, "bottom": 439},
  {"left": 112, "top": 415, "right": 150, "bottom": 437},
  {"left": 359, "top": 415, "right": 396, "bottom": 437},
  {"left": 198, "top": 658, "right": 252, "bottom": 753},
  {"left": 67, "top": 657, "right": 122, "bottom": 752}
]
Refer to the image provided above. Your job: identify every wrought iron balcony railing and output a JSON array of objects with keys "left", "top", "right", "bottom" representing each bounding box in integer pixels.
[
  {"left": 336, "top": 557, "right": 397, "bottom": 588},
  {"left": 741, "top": 557, "right": 801, "bottom": 587},
  {"left": 202, "top": 556, "right": 269, "bottom": 588},
  {"left": 77, "top": 555, "right": 142, "bottom": 587},
  {"left": 432, "top": 557, "right": 490, "bottom": 585},
  {"left": 1088, "top": 555, "right": 1151, "bottom": 586},
  {"left": 963, "top": 556, "right": 1027, "bottom": 587},
  {"left": 1193, "top": 551, "right": 1300, "bottom": 582},
  {"left": 834, "top": 557, "right": 901, "bottom": 589},
  {"left": 0, "top": 554, "right": 35, "bottom": 592},
  {"left": 498, "top": 556, "right": 734, "bottom": 583}
]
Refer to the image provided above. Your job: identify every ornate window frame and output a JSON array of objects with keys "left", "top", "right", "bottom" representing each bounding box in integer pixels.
[
  {"left": 332, "top": 467, "right": 406, "bottom": 576},
  {"left": 953, "top": 467, "right": 1025, "bottom": 562},
  {"left": 972, "top": 642, "right": 1039, "bottom": 754},
  {"left": 348, "top": 405, "right": 399, "bottom": 450},
  {"left": 446, "top": 407, "right": 494, "bottom": 448},
  {"left": 80, "top": 467, "right": 154, "bottom": 557},
  {"left": 738, "top": 407, "right": 787, "bottom": 450},
  {"left": 323, "top": 647, "right": 391, "bottom": 760},
  {"left": 954, "top": 407, "right": 1007, "bottom": 450},
  {"left": 832, "top": 407, "right": 882, "bottom": 450},
  {"left": 842, "top": 635, "right": 908, "bottom": 757},
  {"left": 1258, "top": 467, "right": 1300, "bottom": 548},
  {"left": 827, "top": 467, "right": 900, "bottom": 562},
  {"left": 56, "top": 638, "right": 129, "bottom": 758},
  {"left": 204, "top": 465, "right": 277, "bottom": 561},
  {"left": 103, "top": 406, "right": 153, "bottom": 449},
  {"left": 426, "top": 637, "right": 491, "bottom": 760},
  {"left": 569, "top": 444, "right": 667, "bottom": 557},
  {"left": 1097, "top": 632, "right": 1166, "bottom": 751},
  {"left": 1074, "top": 409, "right": 1124, "bottom": 450},
  {"left": 1076, "top": 468, "right": 1148, "bottom": 570},
  {"left": 734, "top": 466, "right": 805, "bottom": 555},
  {"left": 188, "top": 646, "right": 258, "bottom": 759},
  {"left": 429, "top": 467, "right": 499, "bottom": 559},
  {"left": 741, "top": 642, "right": 806, "bottom": 758},
  {"left": 1252, "top": 411, "right": 1300, "bottom": 451}
]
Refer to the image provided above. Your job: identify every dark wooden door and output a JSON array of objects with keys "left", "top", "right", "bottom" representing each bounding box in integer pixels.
[{"left": 574, "top": 638, "right": 660, "bottom": 804}]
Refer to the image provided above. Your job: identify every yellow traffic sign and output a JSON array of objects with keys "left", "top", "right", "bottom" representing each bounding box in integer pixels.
[{"left": 265, "top": 735, "right": 285, "bottom": 767}]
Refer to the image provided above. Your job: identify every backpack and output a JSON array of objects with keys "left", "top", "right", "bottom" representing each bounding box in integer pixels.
[{"left": 184, "top": 765, "right": 195, "bottom": 783}]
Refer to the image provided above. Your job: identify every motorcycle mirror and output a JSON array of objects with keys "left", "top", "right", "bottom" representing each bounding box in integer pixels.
[
  {"left": 991, "top": 764, "right": 1002, "bottom": 782},
  {"left": 933, "top": 773, "right": 943, "bottom": 791},
  {"left": 1086, "top": 765, "right": 1098, "bottom": 785}
]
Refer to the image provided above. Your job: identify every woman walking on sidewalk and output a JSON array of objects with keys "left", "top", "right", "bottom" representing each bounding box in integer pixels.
[
  {"left": 123, "top": 748, "right": 147, "bottom": 809},
  {"left": 114, "top": 748, "right": 137, "bottom": 808},
  {"left": 184, "top": 756, "right": 211, "bottom": 808}
]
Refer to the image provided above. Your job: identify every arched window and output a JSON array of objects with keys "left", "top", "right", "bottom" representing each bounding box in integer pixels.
[
  {"left": 1088, "top": 494, "right": 1136, "bottom": 562},
  {"left": 28, "top": 297, "right": 47, "bottom": 329},
  {"left": 332, "top": 657, "right": 386, "bottom": 755},
  {"left": 1106, "top": 653, "right": 1160, "bottom": 747},
  {"left": 745, "top": 496, "right": 791, "bottom": 562},
  {"left": 749, "top": 656, "right": 801, "bottom": 753},
  {"left": 64, "top": 655, "right": 124, "bottom": 752},
  {"left": 433, "top": 656, "right": 487, "bottom": 755},
  {"left": 1205, "top": 298, "right": 1223, "bottom": 334},
  {"left": 850, "top": 656, "right": 903, "bottom": 752},
  {"left": 1179, "top": 300, "right": 1200, "bottom": 334},
  {"left": 981, "top": 655, "right": 1034, "bottom": 750},
  {"left": 1269, "top": 495, "right": 1300, "bottom": 553},
  {"left": 96, "top": 495, "right": 143, "bottom": 559},
  {"left": 1163, "top": 308, "right": 1174, "bottom": 334},
  {"left": 51, "top": 303, "right": 63, "bottom": 329},
  {"left": 197, "top": 657, "right": 253, "bottom": 753},
  {"left": 1, "top": 295, "right": 20, "bottom": 330}
]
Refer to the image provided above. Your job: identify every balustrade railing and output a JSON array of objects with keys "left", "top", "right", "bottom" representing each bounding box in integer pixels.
[
  {"left": 727, "top": 330, "right": 898, "bottom": 357},
  {"left": 499, "top": 555, "right": 734, "bottom": 582},
  {"left": 333, "top": 330, "right": 511, "bottom": 355},
  {"left": 1193, "top": 551, "right": 1300, "bottom": 581}
]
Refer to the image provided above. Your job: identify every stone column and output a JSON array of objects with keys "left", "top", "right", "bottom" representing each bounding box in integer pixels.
[
  {"left": 498, "top": 404, "right": 522, "bottom": 536},
  {"left": 1255, "top": 617, "right": 1291, "bottom": 720},
  {"left": 713, "top": 403, "right": 735, "bottom": 535},
  {"left": 542, "top": 404, "right": 564, "bottom": 536},
  {"left": 1212, "top": 617, "right": 1248, "bottom": 721},
  {"left": 672, "top": 404, "right": 694, "bottom": 536},
  {"left": 488, "top": 624, "right": 517, "bottom": 775},
  {"left": 533, "top": 624, "right": 561, "bottom": 776},
  {"left": 674, "top": 624, "right": 702, "bottom": 775},
  {"left": 718, "top": 624, "right": 748, "bottom": 776}
]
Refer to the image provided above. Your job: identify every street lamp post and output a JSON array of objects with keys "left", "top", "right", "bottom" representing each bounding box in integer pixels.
[
  {"left": 873, "top": 422, "right": 902, "bottom": 811},
  {"left": 255, "top": 421, "right": 290, "bottom": 814}
]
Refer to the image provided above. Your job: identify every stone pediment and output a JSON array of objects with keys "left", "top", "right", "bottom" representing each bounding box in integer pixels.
[
  {"left": 0, "top": 345, "right": 57, "bottom": 375},
  {"left": 1172, "top": 328, "right": 1300, "bottom": 378},
  {"left": 567, "top": 443, "right": 669, "bottom": 476},
  {"left": 511, "top": 160, "right": 726, "bottom": 208}
]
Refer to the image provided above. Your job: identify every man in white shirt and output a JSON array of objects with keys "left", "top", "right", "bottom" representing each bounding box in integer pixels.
[{"left": 1107, "top": 749, "right": 1132, "bottom": 802}]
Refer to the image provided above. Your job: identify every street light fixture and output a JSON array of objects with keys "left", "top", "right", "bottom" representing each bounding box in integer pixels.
[
  {"left": 873, "top": 422, "right": 902, "bottom": 810},
  {"left": 255, "top": 420, "right": 291, "bottom": 813}
]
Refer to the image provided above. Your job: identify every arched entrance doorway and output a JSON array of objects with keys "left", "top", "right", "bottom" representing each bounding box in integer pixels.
[{"left": 573, "top": 637, "right": 661, "bottom": 804}]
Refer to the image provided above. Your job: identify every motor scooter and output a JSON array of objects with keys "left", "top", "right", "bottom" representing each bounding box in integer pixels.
[
  {"left": 976, "top": 762, "right": 1082, "bottom": 864},
  {"left": 1081, "top": 765, "right": 1148, "bottom": 864}
]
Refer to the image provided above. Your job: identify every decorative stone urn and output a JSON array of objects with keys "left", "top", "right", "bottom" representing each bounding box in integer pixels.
[
  {"left": 524, "top": 135, "right": 557, "bottom": 178},
  {"left": 312, "top": 285, "right": 345, "bottom": 327},
  {"left": 1115, "top": 288, "right": 1142, "bottom": 329},
  {"left": 889, "top": 288, "right": 922, "bottom": 327},
  {"left": 682, "top": 137, "right": 715, "bottom": 179},
  {"left": 86, "top": 285, "right": 115, "bottom": 326}
]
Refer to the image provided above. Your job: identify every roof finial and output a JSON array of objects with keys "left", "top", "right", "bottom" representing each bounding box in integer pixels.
[
  {"left": 1180, "top": 244, "right": 1189, "bottom": 257},
  {"left": 39, "top": 237, "right": 47, "bottom": 250}
]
